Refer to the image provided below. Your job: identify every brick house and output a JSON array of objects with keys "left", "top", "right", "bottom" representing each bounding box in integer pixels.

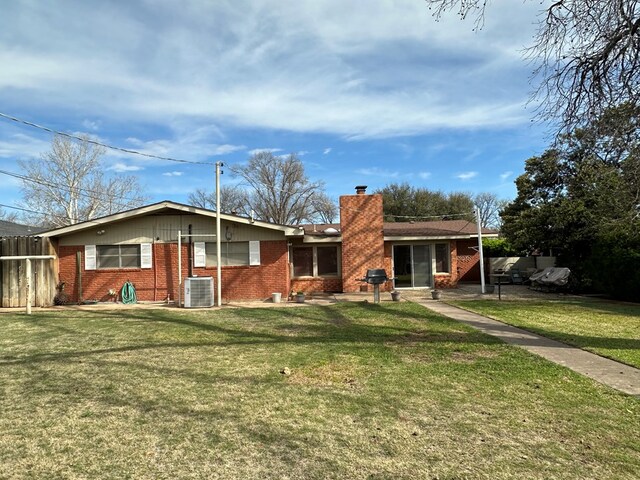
[{"left": 40, "top": 186, "right": 496, "bottom": 304}]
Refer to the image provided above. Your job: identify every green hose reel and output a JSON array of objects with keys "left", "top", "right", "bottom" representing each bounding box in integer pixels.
[{"left": 120, "top": 281, "right": 137, "bottom": 304}]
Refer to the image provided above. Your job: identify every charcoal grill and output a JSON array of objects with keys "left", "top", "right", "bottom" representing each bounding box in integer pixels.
[{"left": 359, "top": 268, "right": 390, "bottom": 303}]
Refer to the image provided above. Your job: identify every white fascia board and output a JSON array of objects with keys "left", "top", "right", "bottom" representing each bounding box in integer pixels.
[
  {"left": 39, "top": 202, "right": 181, "bottom": 237},
  {"left": 189, "top": 207, "right": 301, "bottom": 235},
  {"left": 469, "top": 233, "right": 500, "bottom": 238},
  {"left": 383, "top": 234, "right": 498, "bottom": 242},
  {"left": 302, "top": 236, "right": 342, "bottom": 244},
  {"left": 0, "top": 255, "right": 56, "bottom": 261},
  {"left": 40, "top": 201, "right": 303, "bottom": 238}
]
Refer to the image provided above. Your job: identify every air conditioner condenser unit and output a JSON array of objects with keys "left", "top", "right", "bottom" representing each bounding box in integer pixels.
[{"left": 184, "top": 277, "right": 214, "bottom": 308}]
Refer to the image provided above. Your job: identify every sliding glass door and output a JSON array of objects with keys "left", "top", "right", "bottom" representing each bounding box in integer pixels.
[
  {"left": 412, "top": 245, "right": 431, "bottom": 288},
  {"left": 393, "top": 245, "right": 412, "bottom": 288},
  {"left": 392, "top": 244, "right": 432, "bottom": 288}
]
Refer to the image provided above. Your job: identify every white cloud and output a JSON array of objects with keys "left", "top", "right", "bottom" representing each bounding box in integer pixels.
[
  {"left": 418, "top": 172, "right": 431, "bottom": 180},
  {"left": 323, "top": 147, "right": 332, "bottom": 155},
  {"left": 163, "top": 171, "right": 183, "bottom": 177},
  {"left": 211, "top": 144, "right": 246, "bottom": 155},
  {"left": 275, "top": 151, "right": 307, "bottom": 159},
  {"left": 116, "top": 135, "right": 244, "bottom": 165},
  {"left": 500, "top": 171, "right": 513, "bottom": 180},
  {"left": 109, "top": 162, "right": 143, "bottom": 172},
  {"left": 456, "top": 171, "right": 478, "bottom": 180},
  {"left": 82, "top": 119, "right": 100, "bottom": 131},
  {"left": 0, "top": 0, "right": 540, "bottom": 139},
  {"left": 248, "top": 148, "right": 282, "bottom": 155},
  {"left": 355, "top": 167, "right": 399, "bottom": 178},
  {"left": 0, "top": 131, "right": 49, "bottom": 159}
]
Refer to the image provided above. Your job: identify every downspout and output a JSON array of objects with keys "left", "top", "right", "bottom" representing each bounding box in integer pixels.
[
  {"left": 153, "top": 240, "right": 157, "bottom": 302},
  {"left": 188, "top": 224, "right": 193, "bottom": 277},
  {"left": 178, "top": 230, "right": 182, "bottom": 307},
  {"left": 475, "top": 207, "right": 486, "bottom": 294}
]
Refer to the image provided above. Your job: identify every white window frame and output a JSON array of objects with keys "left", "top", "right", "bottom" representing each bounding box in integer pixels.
[
  {"left": 85, "top": 245, "right": 96, "bottom": 270},
  {"left": 292, "top": 245, "right": 340, "bottom": 278},
  {"left": 249, "top": 241, "right": 260, "bottom": 266},
  {"left": 199, "top": 241, "right": 256, "bottom": 267},
  {"left": 93, "top": 244, "right": 143, "bottom": 270},
  {"left": 434, "top": 242, "right": 451, "bottom": 274}
]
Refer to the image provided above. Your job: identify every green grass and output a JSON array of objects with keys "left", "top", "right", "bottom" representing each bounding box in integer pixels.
[
  {"left": 1, "top": 303, "right": 638, "bottom": 479},
  {"left": 448, "top": 299, "right": 640, "bottom": 368}
]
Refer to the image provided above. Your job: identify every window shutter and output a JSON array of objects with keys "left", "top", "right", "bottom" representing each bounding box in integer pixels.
[
  {"left": 249, "top": 241, "right": 260, "bottom": 266},
  {"left": 85, "top": 245, "right": 96, "bottom": 270},
  {"left": 140, "top": 243, "right": 152, "bottom": 269},
  {"left": 194, "top": 242, "right": 206, "bottom": 267}
]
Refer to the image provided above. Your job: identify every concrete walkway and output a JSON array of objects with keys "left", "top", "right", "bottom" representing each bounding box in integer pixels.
[{"left": 415, "top": 299, "right": 640, "bottom": 397}]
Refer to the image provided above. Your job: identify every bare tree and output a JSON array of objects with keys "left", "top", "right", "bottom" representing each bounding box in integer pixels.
[
  {"left": 188, "top": 186, "right": 248, "bottom": 215},
  {"left": 310, "top": 192, "right": 338, "bottom": 223},
  {"left": 0, "top": 207, "right": 19, "bottom": 223},
  {"left": 18, "top": 135, "right": 148, "bottom": 227},
  {"left": 474, "top": 192, "right": 507, "bottom": 229},
  {"left": 230, "top": 152, "right": 325, "bottom": 225},
  {"left": 425, "top": 1, "right": 640, "bottom": 136}
]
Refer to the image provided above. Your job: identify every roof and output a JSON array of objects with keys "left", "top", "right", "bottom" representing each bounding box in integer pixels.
[
  {"left": 39, "top": 200, "right": 304, "bottom": 238},
  {"left": 300, "top": 223, "right": 340, "bottom": 235},
  {"left": 0, "top": 219, "right": 43, "bottom": 237},
  {"left": 383, "top": 220, "right": 497, "bottom": 237},
  {"left": 300, "top": 220, "right": 498, "bottom": 239},
  {"left": 38, "top": 200, "right": 498, "bottom": 241}
]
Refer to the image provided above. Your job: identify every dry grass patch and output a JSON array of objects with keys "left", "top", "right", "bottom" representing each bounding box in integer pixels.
[{"left": 287, "top": 357, "right": 364, "bottom": 390}]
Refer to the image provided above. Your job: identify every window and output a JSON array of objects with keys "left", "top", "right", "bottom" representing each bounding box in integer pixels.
[
  {"left": 97, "top": 245, "right": 141, "bottom": 269},
  {"left": 205, "top": 242, "right": 250, "bottom": 267},
  {"left": 292, "top": 247, "right": 313, "bottom": 276},
  {"left": 317, "top": 246, "right": 339, "bottom": 276},
  {"left": 292, "top": 245, "right": 339, "bottom": 277},
  {"left": 435, "top": 243, "right": 450, "bottom": 273}
]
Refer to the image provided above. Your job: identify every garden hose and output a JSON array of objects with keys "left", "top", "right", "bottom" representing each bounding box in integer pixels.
[{"left": 121, "top": 281, "right": 137, "bottom": 304}]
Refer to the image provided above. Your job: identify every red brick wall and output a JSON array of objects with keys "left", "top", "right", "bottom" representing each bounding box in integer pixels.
[
  {"left": 434, "top": 240, "right": 459, "bottom": 288},
  {"left": 57, "top": 240, "right": 290, "bottom": 303},
  {"left": 434, "top": 241, "right": 459, "bottom": 289},
  {"left": 290, "top": 277, "right": 343, "bottom": 295},
  {"left": 456, "top": 239, "right": 481, "bottom": 282},
  {"left": 339, "top": 193, "right": 386, "bottom": 293},
  {"left": 381, "top": 242, "right": 393, "bottom": 292},
  {"left": 199, "top": 240, "right": 290, "bottom": 302}
]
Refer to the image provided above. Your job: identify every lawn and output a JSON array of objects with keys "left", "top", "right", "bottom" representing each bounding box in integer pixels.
[
  {"left": 448, "top": 299, "right": 640, "bottom": 368},
  {"left": 0, "top": 303, "right": 638, "bottom": 479}
]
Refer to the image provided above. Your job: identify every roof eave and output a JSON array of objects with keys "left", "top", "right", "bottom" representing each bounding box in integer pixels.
[
  {"left": 383, "top": 233, "right": 499, "bottom": 241},
  {"left": 40, "top": 201, "right": 303, "bottom": 238},
  {"left": 301, "top": 235, "right": 343, "bottom": 243}
]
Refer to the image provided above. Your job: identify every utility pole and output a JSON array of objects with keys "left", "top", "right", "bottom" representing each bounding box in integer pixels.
[
  {"left": 215, "top": 162, "right": 223, "bottom": 306},
  {"left": 475, "top": 207, "right": 486, "bottom": 294}
]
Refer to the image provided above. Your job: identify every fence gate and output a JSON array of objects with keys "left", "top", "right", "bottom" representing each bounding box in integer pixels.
[{"left": 0, "top": 237, "right": 57, "bottom": 308}]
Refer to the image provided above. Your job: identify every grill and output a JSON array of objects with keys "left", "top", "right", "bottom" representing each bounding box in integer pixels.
[{"left": 359, "top": 268, "right": 390, "bottom": 303}]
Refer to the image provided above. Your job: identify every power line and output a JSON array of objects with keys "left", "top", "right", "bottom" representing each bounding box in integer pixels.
[
  {"left": 0, "top": 202, "right": 104, "bottom": 226},
  {"left": 221, "top": 164, "right": 477, "bottom": 221},
  {"left": 0, "top": 169, "right": 145, "bottom": 210},
  {"left": 383, "top": 212, "right": 474, "bottom": 220},
  {"left": 0, "top": 112, "right": 215, "bottom": 166}
]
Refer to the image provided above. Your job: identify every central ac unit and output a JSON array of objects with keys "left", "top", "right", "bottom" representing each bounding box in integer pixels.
[{"left": 184, "top": 277, "right": 214, "bottom": 308}]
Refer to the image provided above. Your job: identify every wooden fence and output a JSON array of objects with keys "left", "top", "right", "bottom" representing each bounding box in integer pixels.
[{"left": 0, "top": 237, "right": 58, "bottom": 307}]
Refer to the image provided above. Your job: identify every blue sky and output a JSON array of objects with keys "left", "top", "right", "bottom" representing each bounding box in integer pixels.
[{"left": 0, "top": 0, "right": 548, "bottom": 213}]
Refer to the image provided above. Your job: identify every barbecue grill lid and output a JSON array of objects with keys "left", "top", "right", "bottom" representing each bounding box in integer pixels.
[{"left": 365, "top": 269, "right": 387, "bottom": 278}]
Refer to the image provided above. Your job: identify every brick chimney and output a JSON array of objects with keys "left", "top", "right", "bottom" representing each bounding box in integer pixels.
[{"left": 340, "top": 186, "right": 385, "bottom": 292}]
